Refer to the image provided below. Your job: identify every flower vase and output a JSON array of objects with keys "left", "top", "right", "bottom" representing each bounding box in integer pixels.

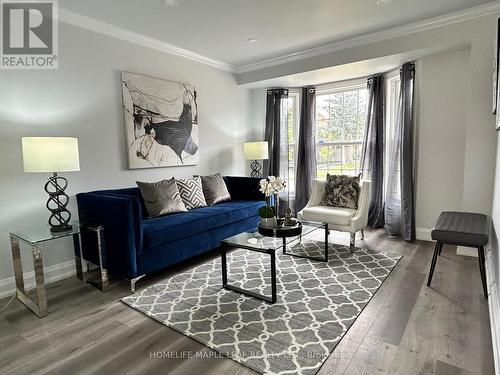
[
  {"left": 260, "top": 217, "right": 277, "bottom": 228},
  {"left": 274, "top": 193, "right": 280, "bottom": 219}
]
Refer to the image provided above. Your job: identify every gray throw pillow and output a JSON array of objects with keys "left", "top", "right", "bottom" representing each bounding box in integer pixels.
[
  {"left": 199, "top": 173, "right": 231, "bottom": 206},
  {"left": 136, "top": 178, "right": 187, "bottom": 218},
  {"left": 321, "top": 174, "right": 360, "bottom": 209},
  {"left": 175, "top": 176, "right": 207, "bottom": 210}
]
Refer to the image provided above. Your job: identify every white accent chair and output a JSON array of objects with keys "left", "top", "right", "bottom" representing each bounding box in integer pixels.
[{"left": 297, "top": 179, "right": 371, "bottom": 247}]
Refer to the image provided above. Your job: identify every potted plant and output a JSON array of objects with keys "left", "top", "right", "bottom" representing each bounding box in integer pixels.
[
  {"left": 258, "top": 176, "right": 286, "bottom": 228},
  {"left": 258, "top": 205, "right": 277, "bottom": 228}
]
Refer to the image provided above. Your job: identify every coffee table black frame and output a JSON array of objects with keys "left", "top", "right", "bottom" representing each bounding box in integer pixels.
[
  {"left": 220, "top": 221, "right": 328, "bottom": 304},
  {"left": 221, "top": 243, "right": 277, "bottom": 303}
]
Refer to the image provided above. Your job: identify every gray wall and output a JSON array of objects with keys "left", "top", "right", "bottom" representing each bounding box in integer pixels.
[{"left": 0, "top": 23, "right": 253, "bottom": 294}]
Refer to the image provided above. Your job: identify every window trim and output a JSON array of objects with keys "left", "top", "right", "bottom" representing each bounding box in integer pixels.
[{"left": 316, "top": 77, "right": 367, "bottom": 95}]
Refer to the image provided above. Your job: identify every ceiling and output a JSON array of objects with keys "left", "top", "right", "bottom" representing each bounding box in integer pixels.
[{"left": 59, "top": 0, "right": 492, "bottom": 67}]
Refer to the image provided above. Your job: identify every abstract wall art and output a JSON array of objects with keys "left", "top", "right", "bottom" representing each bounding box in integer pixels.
[{"left": 121, "top": 72, "right": 199, "bottom": 168}]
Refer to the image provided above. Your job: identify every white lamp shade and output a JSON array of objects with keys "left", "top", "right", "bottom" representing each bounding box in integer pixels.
[
  {"left": 244, "top": 141, "right": 269, "bottom": 160},
  {"left": 22, "top": 137, "right": 80, "bottom": 173}
]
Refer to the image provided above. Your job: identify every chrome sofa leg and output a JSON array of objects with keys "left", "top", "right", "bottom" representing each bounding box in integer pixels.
[
  {"left": 361, "top": 229, "right": 365, "bottom": 240},
  {"left": 129, "top": 275, "right": 145, "bottom": 294},
  {"left": 350, "top": 232, "right": 356, "bottom": 247}
]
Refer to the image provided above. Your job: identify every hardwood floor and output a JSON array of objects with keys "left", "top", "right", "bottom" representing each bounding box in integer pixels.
[{"left": 0, "top": 229, "right": 495, "bottom": 375}]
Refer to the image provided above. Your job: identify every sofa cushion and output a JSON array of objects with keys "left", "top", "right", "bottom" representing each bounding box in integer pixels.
[
  {"left": 301, "top": 205, "right": 356, "bottom": 226},
  {"left": 142, "top": 200, "right": 264, "bottom": 250}
]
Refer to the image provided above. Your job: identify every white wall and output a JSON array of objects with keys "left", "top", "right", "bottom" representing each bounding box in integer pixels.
[
  {"left": 414, "top": 49, "right": 470, "bottom": 234},
  {"left": 490, "top": 134, "right": 500, "bottom": 369},
  {"left": 0, "top": 23, "right": 253, "bottom": 296}
]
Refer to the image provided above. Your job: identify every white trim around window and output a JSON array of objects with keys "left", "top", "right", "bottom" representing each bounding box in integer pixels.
[{"left": 316, "top": 77, "right": 367, "bottom": 95}]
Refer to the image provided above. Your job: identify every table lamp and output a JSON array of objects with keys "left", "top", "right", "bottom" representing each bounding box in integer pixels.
[
  {"left": 22, "top": 137, "right": 80, "bottom": 233},
  {"left": 244, "top": 141, "right": 268, "bottom": 178}
]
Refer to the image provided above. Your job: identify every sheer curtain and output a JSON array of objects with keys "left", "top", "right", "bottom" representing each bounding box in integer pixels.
[
  {"left": 295, "top": 87, "right": 317, "bottom": 213},
  {"left": 360, "top": 75, "right": 385, "bottom": 228},
  {"left": 385, "top": 63, "right": 416, "bottom": 240}
]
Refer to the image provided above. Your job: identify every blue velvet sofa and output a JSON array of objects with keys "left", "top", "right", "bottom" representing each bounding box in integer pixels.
[{"left": 76, "top": 176, "right": 263, "bottom": 291}]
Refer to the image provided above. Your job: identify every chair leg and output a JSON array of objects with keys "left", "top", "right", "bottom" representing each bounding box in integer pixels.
[
  {"left": 427, "top": 241, "right": 442, "bottom": 287},
  {"left": 350, "top": 232, "right": 356, "bottom": 247},
  {"left": 478, "top": 246, "right": 488, "bottom": 299},
  {"left": 360, "top": 229, "right": 365, "bottom": 240},
  {"left": 438, "top": 243, "right": 443, "bottom": 256}
]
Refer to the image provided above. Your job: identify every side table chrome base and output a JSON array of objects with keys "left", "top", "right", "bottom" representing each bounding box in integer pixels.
[
  {"left": 74, "top": 226, "right": 109, "bottom": 292},
  {"left": 9, "top": 225, "right": 107, "bottom": 318},
  {"left": 10, "top": 236, "right": 48, "bottom": 318}
]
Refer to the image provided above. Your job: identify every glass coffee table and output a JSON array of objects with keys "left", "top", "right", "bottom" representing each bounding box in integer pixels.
[{"left": 220, "top": 221, "right": 328, "bottom": 304}]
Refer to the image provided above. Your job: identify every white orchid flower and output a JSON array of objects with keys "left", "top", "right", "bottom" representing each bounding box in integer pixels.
[{"left": 258, "top": 175, "right": 287, "bottom": 197}]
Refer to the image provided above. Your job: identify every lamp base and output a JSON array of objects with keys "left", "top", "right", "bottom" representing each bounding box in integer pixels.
[
  {"left": 250, "top": 160, "right": 263, "bottom": 178},
  {"left": 45, "top": 173, "right": 72, "bottom": 232},
  {"left": 50, "top": 224, "right": 72, "bottom": 233}
]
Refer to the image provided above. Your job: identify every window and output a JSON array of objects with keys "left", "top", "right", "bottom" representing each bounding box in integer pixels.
[{"left": 315, "top": 83, "right": 368, "bottom": 177}]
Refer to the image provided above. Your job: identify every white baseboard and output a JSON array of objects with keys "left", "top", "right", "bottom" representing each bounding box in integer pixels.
[
  {"left": 0, "top": 260, "right": 76, "bottom": 300},
  {"left": 416, "top": 227, "right": 432, "bottom": 241},
  {"left": 485, "top": 248, "right": 500, "bottom": 375},
  {"left": 416, "top": 227, "right": 480, "bottom": 258}
]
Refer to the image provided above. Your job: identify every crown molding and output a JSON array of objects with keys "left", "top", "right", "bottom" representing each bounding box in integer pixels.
[
  {"left": 58, "top": 2, "right": 500, "bottom": 76},
  {"left": 235, "top": 1, "right": 500, "bottom": 74},
  {"left": 58, "top": 9, "right": 236, "bottom": 73}
]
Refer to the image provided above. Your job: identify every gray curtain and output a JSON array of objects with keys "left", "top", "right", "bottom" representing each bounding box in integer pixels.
[
  {"left": 264, "top": 88, "right": 288, "bottom": 177},
  {"left": 295, "top": 87, "right": 317, "bottom": 213},
  {"left": 361, "top": 75, "right": 385, "bottom": 228},
  {"left": 385, "top": 63, "right": 416, "bottom": 241}
]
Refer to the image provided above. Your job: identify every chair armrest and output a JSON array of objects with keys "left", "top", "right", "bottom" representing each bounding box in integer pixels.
[
  {"left": 224, "top": 176, "right": 264, "bottom": 201},
  {"left": 350, "top": 180, "right": 371, "bottom": 232},
  {"left": 77, "top": 192, "right": 142, "bottom": 279}
]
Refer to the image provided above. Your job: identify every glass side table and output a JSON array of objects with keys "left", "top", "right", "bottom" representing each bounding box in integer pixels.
[{"left": 9, "top": 222, "right": 106, "bottom": 318}]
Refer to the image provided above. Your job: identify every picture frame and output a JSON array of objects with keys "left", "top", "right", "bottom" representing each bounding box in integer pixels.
[{"left": 121, "top": 72, "right": 199, "bottom": 169}]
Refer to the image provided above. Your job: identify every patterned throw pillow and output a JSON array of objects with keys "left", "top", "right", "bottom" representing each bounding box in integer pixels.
[
  {"left": 321, "top": 174, "right": 360, "bottom": 209},
  {"left": 175, "top": 176, "right": 207, "bottom": 210}
]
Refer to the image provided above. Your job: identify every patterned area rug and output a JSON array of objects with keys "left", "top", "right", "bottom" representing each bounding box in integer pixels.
[{"left": 122, "top": 239, "right": 401, "bottom": 375}]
